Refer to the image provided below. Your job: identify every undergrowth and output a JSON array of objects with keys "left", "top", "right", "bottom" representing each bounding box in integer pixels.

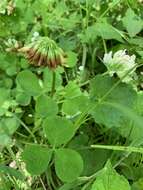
[{"left": 1, "top": 0, "right": 143, "bottom": 190}]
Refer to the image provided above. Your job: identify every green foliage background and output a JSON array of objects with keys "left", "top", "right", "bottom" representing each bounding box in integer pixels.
[{"left": 1, "top": 0, "right": 143, "bottom": 190}]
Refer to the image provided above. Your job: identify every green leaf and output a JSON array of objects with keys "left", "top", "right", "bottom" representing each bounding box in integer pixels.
[
  {"left": 66, "top": 51, "right": 78, "bottom": 68},
  {"left": 127, "top": 37, "right": 143, "bottom": 47},
  {"left": 95, "top": 21, "right": 124, "bottom": 42},
  {"left": 0, "top": 88, "right": 10, "bottom": 106},
  {"left": 16, "top": 92, "right": 31, "bottom": 106},
  {"left": 0, "top": 117, "right": 19, "bottom": 146},
  {"left": 1, "top": 117, "right": 19, "bottom": 135},
  {"left": 64, "top": 81, "right": 82, "bottom": 99},
  {"left": 22, "top": 145, "right": 52, "bottom": 175},
  {"left": 91, "top": 161, "right": 131, "bottom": 190},
  {"left": 53, "top": 1, "right": 68, "bottom": 17},
  {"left": 122, "top": 8, "right": 143, "bottom": 37},
  {"left": 81, "top": 20, "right": 123, "bottom": 43},
  {"left": 43, "top": 116, "right": 75, "bottom": 147},
  {"left": 62, "top": 95, "right": 89, "bottom": 116},
  {"left": 0, "top": 133, "right": 11, "bottom": 147},
  {"left": 89, "top": 75, "right": 137, "bottom": 128},
  {"left": 62, "top": 99, "right": 79, "bottom": 116},
  {"left": 0, "top": 88, "right": 11, "bottom": 116},
  {"left": 136, "top": 91, "right": 143, "bottom": 116},
  {"left": 132, "top": 178, "right": 143, "bottom": 190},
  {"left": 16, "top": 70, "right": 42, "bottom": 97},
  {"left": 2, "top": 78, "right": 13, "bottom": 89},
  {"left": 59, "top": 37, "right": 76, "bottom": 51},
  {"left": 60, "top": 13, "right": 81, "bottom": 30},
  {"left": 55, "top": 148, "right": 83, "bottom": 182},
  {"left": 19, "top": 58, "right": 29, "bottom": 69},
  {"left": 78, "top": 149, "right": 109, "bottom": 176},
  {"left": 57, "top": 182, "right": 81, "bottom": 190},
  {"left": 35, "top": 95, "right": 58, "bottom": 118},
  {"left": 6, "top": 65, "right": 17, "bottom": 76},
  {"left": 113, "top": 103, "right": 143, "bottom": 141}
]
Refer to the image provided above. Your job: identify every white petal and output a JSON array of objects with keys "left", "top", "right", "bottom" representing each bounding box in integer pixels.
[{"left": 103, "top": 51, "right": 113, "bottom": 64}]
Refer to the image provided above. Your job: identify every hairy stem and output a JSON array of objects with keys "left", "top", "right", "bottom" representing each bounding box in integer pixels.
[{"left": 51, "top": 71, "right": 56, "bottom": 97}]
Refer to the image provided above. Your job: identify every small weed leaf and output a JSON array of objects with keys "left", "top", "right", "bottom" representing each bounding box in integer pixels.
[
  {"left": 66, "top": 51, "right": 78, "bottom": 68},
  {"left": 16, "top": 70, "right": 42, "bottom": 97},
  {"left": 55, "top": 148, "right": 84, "bottom": 182},
  {"left": 22, "top": 145, "right": 52, "bottom": 175},
  {"left": 81, "top": 20, "right": 124, "bottom": 43},
  {"left": 89, "top": 75, "right": 137, "bottom": 128},
  {"left": 64, "top": 81, "right": 82, "bottom": 99},
  {"left": 0, "top": 88, "right": 10, "bottom": 106},
  {"left": 43, "top": 116, "right": 75, "bottom": 147},
  {"left": 122, "top": 8, "right": 143, "bottom": 37},
  {"left": 16, "top": 92, "right": 31, "bottom": 106},
  {"left": 0, "top": 117, "right": 19, "bottom": 146},
  {"left": 62, "top": 95, "right": 89, "bottom": 116}
]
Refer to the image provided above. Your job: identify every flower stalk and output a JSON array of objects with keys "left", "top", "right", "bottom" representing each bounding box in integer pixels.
[{"left": 51, "top": 71, "right": 56, "bottom": 97}]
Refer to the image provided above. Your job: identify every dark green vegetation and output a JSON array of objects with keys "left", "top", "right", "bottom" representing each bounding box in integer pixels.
[{"left": 1, "top": 0, "right": 143, "bottom": 189}]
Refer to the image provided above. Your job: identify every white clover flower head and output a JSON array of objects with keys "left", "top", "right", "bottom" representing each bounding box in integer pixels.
[
  {"left": 103, "top": 49, "right": 136, "bottom": 83},
  {"left": 103, "top": 51, "right": 113, "bottom": 65}
]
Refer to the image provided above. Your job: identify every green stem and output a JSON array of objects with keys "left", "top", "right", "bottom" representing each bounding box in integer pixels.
[
  {"left": 80, "top": 44, "right": 87, "bottom": 82},
  {"left": 102, "top": 38, "right": 107, "bottom": 54},
  {"left": 45, "top": 169, "right": 53, "bottom": 190},
  {"left": 48, "top": 167, "right": 57, "bottom": 190},
  {"left": 82, "top": 45, "right": 87, "bottom": 69},
  {"left": 39, "top": 177, "right": 47, "bottom": 190},
  {"left": 99, "top": 0, "right": 122, "bottom": 19},
  {"left": 51, "top": 71, "right": 56, "bottom": 97},
  {"left": 90, "top": 144, "right": 143, "bottom": 154}
]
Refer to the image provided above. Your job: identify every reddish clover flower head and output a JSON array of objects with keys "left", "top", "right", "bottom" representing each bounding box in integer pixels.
[{"left": 19, "top": 37, "right": 66, "bottom": 69}]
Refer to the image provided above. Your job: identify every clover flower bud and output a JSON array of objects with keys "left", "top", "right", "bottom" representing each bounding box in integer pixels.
[{"left": 19, "top": 37, "right": 66, "bottom": 69}]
